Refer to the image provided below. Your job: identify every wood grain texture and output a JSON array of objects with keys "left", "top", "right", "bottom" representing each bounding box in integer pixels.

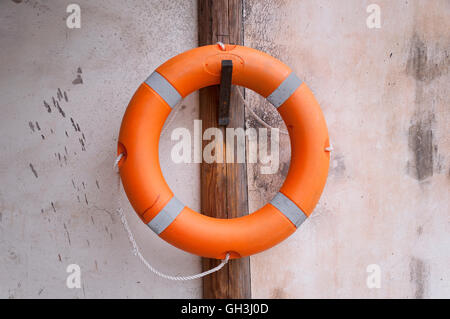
[{"left": 198, "top": 0, "right": 251, "bottom": 299}]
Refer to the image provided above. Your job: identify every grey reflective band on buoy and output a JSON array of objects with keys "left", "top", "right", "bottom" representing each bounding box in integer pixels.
[
  {"left": 270, "top": 192, "right": 307, "bottom": 227},
  {"left": 145, "top": 72, "right": 182, "bottom": 108},
  {"left": 147, "top": 196, "right": 185, "bottom": 234},
  {"left": 267, "top": 72, "right": 303, "bottom": 108}
]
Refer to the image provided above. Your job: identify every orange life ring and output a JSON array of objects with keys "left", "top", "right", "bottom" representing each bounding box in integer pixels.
[{"left": 118, "top": 44, "right": 330, "bottom": 259}]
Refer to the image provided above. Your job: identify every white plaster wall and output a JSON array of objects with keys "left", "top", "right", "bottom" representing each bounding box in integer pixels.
[
  {"left": 0, "top": 0, "right": 201, "bottom": 298},
  {"left": 244, "top": 0, "right": 449, "bottom": 298},
  {"left": 0, "top": 0, "right": 448, "bottom": 299}
]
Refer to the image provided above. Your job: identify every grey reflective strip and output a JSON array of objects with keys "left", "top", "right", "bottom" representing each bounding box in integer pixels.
[
  {"left": 267, "top": 73, "right": 303, "bottom": 108},
  {"left": 144, "top": 72, "right": 182, "bottom": 108},
  {"left": 270, "top": 192, "right": 307, "bottom": 227},
  {"left": 147, "top": 196, "right": 185, "bottom": 234}
]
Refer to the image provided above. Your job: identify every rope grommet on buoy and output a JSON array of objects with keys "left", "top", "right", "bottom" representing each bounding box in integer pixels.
[{"left": 216, "top": 41, "right": 226, "bottom": 50}]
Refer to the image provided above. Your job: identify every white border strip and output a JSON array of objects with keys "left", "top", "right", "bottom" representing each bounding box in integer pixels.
[
  {"left": 270, "top": 192, "right": 307, "bottom": 227},
  {"left": 267, "top": 73, "right": 302, "bottom": 108},
  {"left": 145, "top": 72, "right": 182, "bottom": 108},
  {"left": 147, "top": 196, "right": 185, "bottom": 234}
]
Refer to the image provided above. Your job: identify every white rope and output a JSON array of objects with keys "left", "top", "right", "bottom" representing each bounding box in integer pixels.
[
  {"left": 116, "top": 207, "right": 230, "bottom": 281},
  {"left": 216, "top": 41, "right": 226, "bottom": 50},
  {"left": 114, "top": 153, "right": 123, "bottom": 171},
  {"left": 114, "top": 149, "right": 229, "bottom": 280},
  {"left": 114, "top": 105, "right": 230, "bottom": 281}
]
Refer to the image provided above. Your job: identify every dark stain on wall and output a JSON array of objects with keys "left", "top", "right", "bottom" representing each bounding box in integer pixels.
[
  {"left": 70, "top": 118, "right": 78, "bottom": 131},
  {"left": 29, "top": 163, "right": 38, "bottom": 178},
  {"left": 407, "top": 114, "right": 434, "bottom": 181},
  {"left": 79, "top": 138, "right": 86, "bottom": 151},
  {"left": 405, "top": 33, "right": 448, "bottom": 182},
  {"left": 63, "top": 223, "right": 71, "bottom": 246},
  {"left": 57, "top": 88, "right": 63, "bottom": 101},
  {"left": 55, "top": 100, "right": 66, "bottom": 118},
  {"left": 330, "top": 153, "right": 346, "bottom": 178},
  {"left": 72, "top": 75, "right": 83, "bottom": 85},
  {"left": 73, "top": 67, "right": 83, "bottom": 85},
  {"left": 406, "top": 34, "right": 449, "bottom": 83},
  {"left": 43, "top": 101, "right": 51, "bottom": 113},
  {"left": 10, "top": 0, "right": 51, "bottom": 12},
  {"left": 409, "top": 257, "right": 428, "bottom": 299},
  {"left": 416, "top": 226, "right": 423, "bottom": 236}
]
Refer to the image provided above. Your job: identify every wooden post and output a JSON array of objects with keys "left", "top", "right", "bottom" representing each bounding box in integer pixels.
[{"left": 198, "top": 0, "right": 251, "bottom": 299}]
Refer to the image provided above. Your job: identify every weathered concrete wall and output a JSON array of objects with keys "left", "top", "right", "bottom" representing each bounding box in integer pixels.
[
  {"left": 0, "top": 0, "right": 201, "bottom": 298},
  {"left": 244, "top": 0, "right": 449, "bottom": 298},
  {"left": 0, "top": 0, "right": 448, "bottom": 299}
]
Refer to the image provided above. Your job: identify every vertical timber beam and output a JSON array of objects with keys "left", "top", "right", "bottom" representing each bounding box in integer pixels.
[{"left": 198, "top": 0, "right": 251, "bottom": 299}]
